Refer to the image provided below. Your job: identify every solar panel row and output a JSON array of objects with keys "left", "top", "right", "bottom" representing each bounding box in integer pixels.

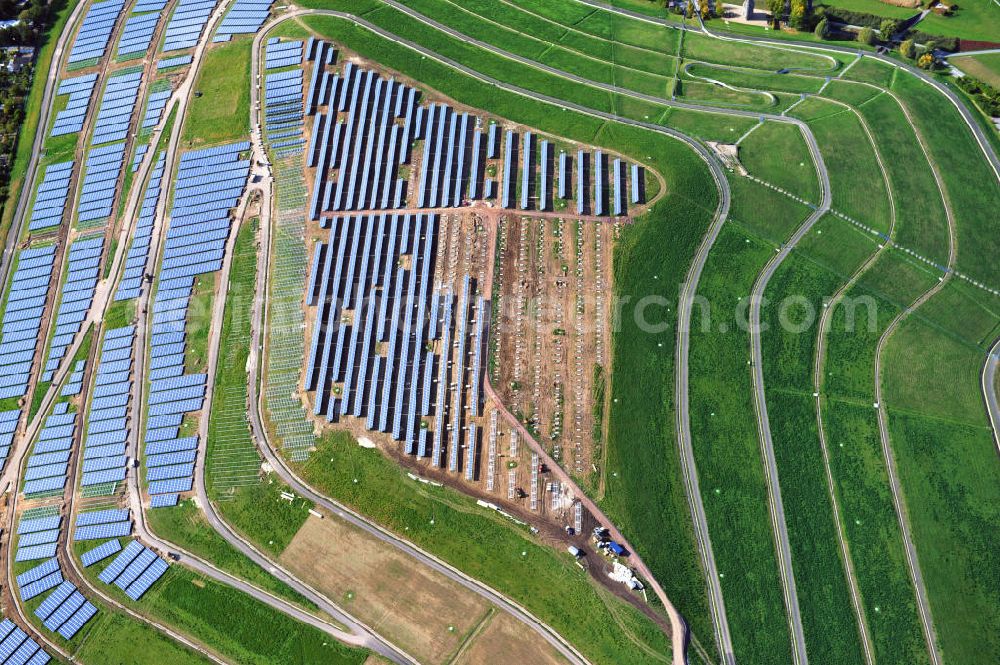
[
  {"left": 0, "top": 618, "right": 51, "bottom": 664},
  {"left": 68, "top": 0, "right": 126, "bottom": 64},
  {"left": 77, "top": 142, "right": 126, "bottom": 228},
  {"left": 35, "top": 580, "right": 97, "bottom": 639},
  {"left": 162, "top": 0, "right": 215, "bottom": 52},
  {"left": 41, "top": 236, "right": 104, "bottom": 382},
  {"left": 80, "top": 325, "right": 135, "bottom": 490},
  {"left": 116, "top": 10, "right": 161, "bottom": 59},
  {"left": 27, "top": 161, "right": 73, "bottom": 232},
  {"left": 155, "top": 54, "right": 192, "bottom": 70},
  {"left": 51, "top": 74, "right": 97, "bottom": 136},
  {"left": 21, "top": 406, "right": 77, "bottom": 498},
  {"left": 99, "top": 540, "right": 168, "bottom": 600},
  {"left": 216, "top": 0, "right": 274, "bottom": 39},
  {"left": 116, "top": 151, "right": 165, "bottom": 300},
  {"left": 91, "top": 69, "right": 142, "bottom": 146}
]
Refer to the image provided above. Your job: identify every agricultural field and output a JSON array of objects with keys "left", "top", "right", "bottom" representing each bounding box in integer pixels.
[{"left": 0, "top": 0, "right": 997, "bottom": 663}]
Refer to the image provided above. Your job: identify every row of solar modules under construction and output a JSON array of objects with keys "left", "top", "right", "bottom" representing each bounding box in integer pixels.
[
  {"left": 99, "top": 540, "right": 168, "bottom": 600},
  {"left": 41, "top": 236, "right": 103, "bottom": 382},
  {"left": 140, "top": 142, "right": 249, "bottom": 498},
  {"left": 32, "top": 574, "right": 98, "bottom": 639},
  {"left": 68, "top": 0, "right": 126, "bottom": 65},
  {"left": 0, "top": 246, "right": 55, "bottom": 400},
  {"left": 306, "top": 58, "right": 415, "bottom": 219},
  {"left": 214, "top": 0, "right": 273, "bottom": 41},
  {"left": 91, "top": 69, "right": 142, "bottom": 145},
  {"left": 77, "top": 142, "right": 125, "bottom": 228},
  {"left": 27, "top": 161, "right": 73, "bottom": 232},
  {"left": 263, "top": 48, "right": 305, "bottom": 155},
  {"left": 0, "top": 618, "right": 51, "bottom": 664},
  {"left": 78, "top": 326, "right": 134, "bottom": 493},
  {"left": 21, "top": 402, "right": 78, "bottom": 499},
  {"left": 50, "top": 74, "right": 96, "bottom": 136},
  {"left": 116, "top": 151, "right": 165, "bottom": 300},
  {"left": 162, "top": 0, "right": 216, "bottom": 52},
  {"left": 116, "top": 10, "right": 160, "bottom": 59}
]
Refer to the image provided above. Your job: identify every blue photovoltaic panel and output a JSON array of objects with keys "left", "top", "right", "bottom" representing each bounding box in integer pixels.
[
  {"left": 68, "top": 0, "right": 126, "bottom": 64},
  {"left": 150, "top": 493, "right": 179, "bottom": 508},
  {"left": 17, "top": 516, "right": 61, "bottom": 535},
  {"left": 35, "top": 581, "right": 74, "bottom": 620},
  {"left": 15, "top": 543, "right": 58, "bottom": 562},
  {"left": 20, "top": 570, "right": 63, "bottom": 601},
  {"left": 16, "top": 558, "right": 59, "bottom": 587},
  {"left": 99, "top": 540, "right": 143, "bottom": 584},
  {"left": 76, "top": 508, "right": 129, "bottom": 527},
  {"left": 125, "top": 557, "right": 168, "bottom": 599},
  {"left": 74, "top": 521, "right": 132, "bottom": 541},
  {"left": 81, "top": 539, "right": 123, "bottom": 566}
]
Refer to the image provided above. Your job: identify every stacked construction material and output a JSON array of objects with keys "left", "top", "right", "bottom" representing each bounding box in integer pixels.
[
  {"left": 215, "top": 0, "right": 274, "bottom": 40},
  {"left": 99, "top": 540, "right": 168, "bottom": 600},
  {"left": 0, "top": 245, "right": 55, "bottom": 400},
  {"left": 50, "top": 74, "right": 97, "bottom": 137},
  {"left": 80, "top": 326, "right": 135, "bottom": 491},
  {"left": 161, "top": 0, "right": 216, "bottom": 52},
  {"left": 116, "top": 151, "right": 166, "bottom": 300},
  {"left": 67, "top": 0, "right": 127, "bottom": 66},
  {"left": 41, "top": 236, "right": 103, "bottom": 382},
  {"left": 22, "top": 404, "right": 76, "bottom": 499},
  {"left": 27, "top": 162, "right": 73, "bottom": 232},
  {"left": 91, "top": 69, "right": 142, "bottom": 145}
]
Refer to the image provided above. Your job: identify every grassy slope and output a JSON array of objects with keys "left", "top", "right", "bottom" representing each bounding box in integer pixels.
[
  {"left": 181, "top": 39, "right": 252, "bottom": 147},
  {"left": 688, "top": 222, "right": 794, "bottom": 665},
  {"left": 738, "top": 121, "right": 821, "bottom": 202},
  {"left": 299, "top": 10, "right": 716, "bottom": 653}
]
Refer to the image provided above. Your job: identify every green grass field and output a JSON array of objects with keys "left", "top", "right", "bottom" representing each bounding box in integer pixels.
[
  {"left": 75, "top": 613, "right": 210, "bottom": 665},
  {"left": 738, "top": 121, "right": 821, "bottom": 202},
  {"left": 181, "top": 39, "right": 252, "bottom": 147},
  {"left": 688, "top": 224, "right": 794, "bottom": 665},
  {"left": 951, "top": 52, "right": 1000, "bottom": 88}
]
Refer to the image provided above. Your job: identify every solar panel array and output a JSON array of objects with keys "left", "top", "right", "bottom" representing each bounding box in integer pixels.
[
  {"left": 68, "top": 0, "right": 126, "bottom": 65},
  {"left": 116, "top": 151, "right": 165, "bottom": 300},
  {"left": 77, "top": 142, "right": 126, "bottom": 228},
  {"left": 155, "top": 54, "right": 192, "bottom": 70},
  {"left": 161, "top": 0, "right": 217, "bottom": 53},
  {"left": 50, "top": 74, "right": 97, "bottom": 136},
  {"left": 35, "top": 580, "right": 98, "bottom": 639},
  {"left": 215, "top": 0, "right": 273, "bottom": 40},
  {"left": 80, "top": 326, "right": 134, "bottom": 492},
  {"left": 139, "top": 142, "right": 248, "bottom": 495},
  {"left": 91, "top": 69, "right": 142, "bottom": 145},
  {"left": 81, "top": 538, "right": 122, "bottom": 566},
  {"left": 303, "top": 214, "right": 488, "bottom": 465},
  {"left": 0, "top": 619, "right": 51, "bottom": 665},
  {"left": 133, "top": 0, "right": 168, "bottom": 10},
  {"left": 116, "top": 11, "right": 160, "bottom": 59},
  {"left": 17, "top": 559, "right": 62, "bottom": 601},
  {"left": 131, "top": 143, "right": 148, "bottom": 172},
  {"left": 22, "top": 407, "right": 77, "bottom": 498},
  {"left": 61, "top": 359, "right": 87, "bottom": 397},
  {"left": 99, "top": 540, "right": 168, "bottom": 600},
  {"left": 74, "top": 507, "right": 132, "bottom": 541},
  {"left": 0, "top": 246, "right": 55, "bottom": 400},
  {"left": 27, "top": 161, "right": 73, "bottom": 232},
  {"left": 0, "top": 410, "right": 18, "bottom": 465},
  {"left": 41, "top": 236, "right": 103, "bottom": 382},
  {"left": 142, "top": 85, "right": 171, "bottom": 130},
  {"left": 307, "top": 57, "right": 417, "bottom": 218},
  {"left": 264, "top": 38, "right": 301, "bottom": 70},
  {"left": 264, "top": 59, "right": 305, "bottom": 157}
]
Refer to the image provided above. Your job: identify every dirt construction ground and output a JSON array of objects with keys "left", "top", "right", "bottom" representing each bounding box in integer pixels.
[
  {"left": 454, "top": 609, "right": 568, "bottom": 665},
  {"left": 280, "top": 512, "right": 499, "bottom": 664}
]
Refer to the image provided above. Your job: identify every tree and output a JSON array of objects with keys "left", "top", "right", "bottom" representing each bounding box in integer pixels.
[
  {"left": 766, "top": 0, "right": 784, "bottom": 24},
  {"left": 857, "top": 26, "right": 876, "bottom": 45},
  {"left": 789, "top": 0, "right": 809, "bottom": 29},
  {"left": 685, "top": 0, "right": 694, "bottom": 19},
  {"left": 814, "top": 17, "right": 830, "bottom": 38},
  {"left": 917, "top": 53, "right": 935, "bottom": 69},
  {"left": 880, "top": 18, "right": 900, "bottom": 37},
  {"left": 700, "top": 0, "right": 711, "bottom": 20},
  {"left": 900, "top": 38, "right": 916, "bottom": 59}
]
